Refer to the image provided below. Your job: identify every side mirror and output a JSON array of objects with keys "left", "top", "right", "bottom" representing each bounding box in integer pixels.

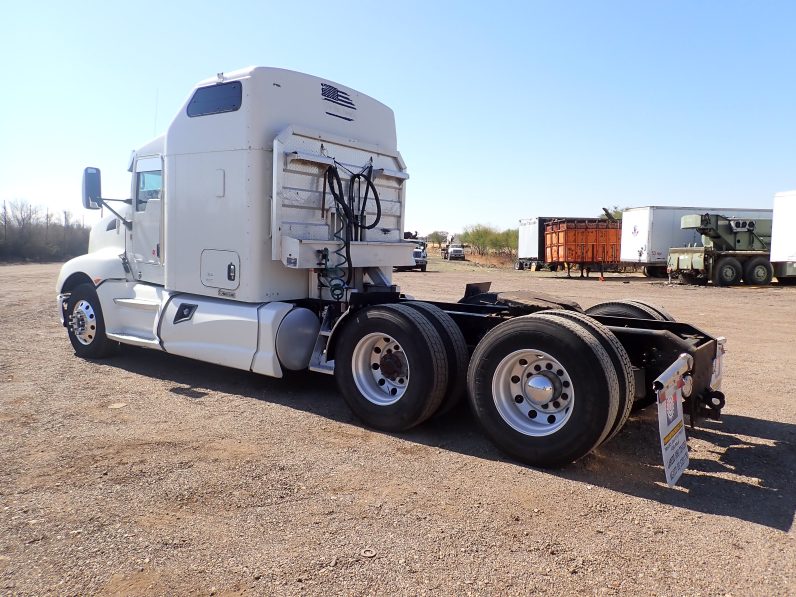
[{"left": 82, "top": 167, "right": 102, "bottom": 210}]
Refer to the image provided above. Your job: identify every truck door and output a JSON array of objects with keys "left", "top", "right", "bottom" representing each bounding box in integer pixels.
[{"left": 130, "top": 155, "right": 164, "bottom": 285}]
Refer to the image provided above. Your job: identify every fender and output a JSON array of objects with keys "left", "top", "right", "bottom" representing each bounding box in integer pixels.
[
  {"left": 56, "top": 248, "right": 130, "bottom": 325},
  {"left": 56, "top": 247, "right": 130, "bottom": 294}
]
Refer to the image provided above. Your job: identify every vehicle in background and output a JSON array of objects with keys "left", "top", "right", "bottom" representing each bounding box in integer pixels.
[
  {"left": 667, "top": 213, "right": 773, "bottom": 285},
  {"left": 770, "top": 191, "right": 796, "bottom": 285},
  {"left": 544, "top": 218, "right": 621, "bottom": 277},
  {"left": 621, "top": 206, "right": 772, "bottom": 278},
  {"left": 516, "top": 217, "right": 554, "bottom": 270},
  {"left": 444, "top": 244, "right": 465, "bottom": 260},
  {"left": 395, "top": 241, "right": 427, "bottom": 272}
]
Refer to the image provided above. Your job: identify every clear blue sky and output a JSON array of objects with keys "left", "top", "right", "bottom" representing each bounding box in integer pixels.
[{"left": 2, "top": 1, "right": 794, "bottom": 235}]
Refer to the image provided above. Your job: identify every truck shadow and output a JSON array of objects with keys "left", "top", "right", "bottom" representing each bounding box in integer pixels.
[{"left": 109, "top": 346, "right": 795, "bottom": 532}]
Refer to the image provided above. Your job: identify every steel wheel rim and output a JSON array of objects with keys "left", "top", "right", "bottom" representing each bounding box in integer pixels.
[
  {"left": 492, "top": 349, "right": 574, "bottom": 436},
  {"left": 719, "top": 265, "right": 736, "bottom": 283},
  {"left": 71, "top": 299, "right": 97, "bottom": 346},
  {"left": 351, "top": 332, "right": 410, "bottom": 406},
  {"left": 750, "top": 265, "right": 767, "bottom": 283}
]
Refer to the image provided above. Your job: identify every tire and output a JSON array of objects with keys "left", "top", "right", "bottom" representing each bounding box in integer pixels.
[
  {"left": 625, "top": 300, "right": 675, "bottom": 322},
  {"left": 535, "top": 311, "right": 635, "bottom": 443},
  {"left": 712, "top": 257, "right": 742, "bottom": 286},
  {"left": 743, "top": 257, "right": 773, "bottom": 286},
  {"left": 643, "top": 265, "right": 667, "bottom": 278},
  {"left": 514, "top": 260, "right": 524, "bottom": 271},
  {"left": 65, "top": 283, "right": 118, "bottom": 358},
  {"left": 334, "top": 304, "right": 448, "bottom": 432},
  {"left": 680, "top": 272, "right": 709, "bottom": 286},
  {"left": 404, "top": 301, "right": 469, "bottom": 416},
  {"left": 585, "top": 300, "right": 666, "bottom": 321},
  {"left": 420, "top": 264, "right": 427, "bottom": 272},
  {"left": 467, "top": 314, "right": 620, "bottom": 468}
]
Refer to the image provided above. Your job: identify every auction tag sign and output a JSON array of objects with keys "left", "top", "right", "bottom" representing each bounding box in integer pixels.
[{"left": 654, "top": 355, "right": 691, "bottom": 487}]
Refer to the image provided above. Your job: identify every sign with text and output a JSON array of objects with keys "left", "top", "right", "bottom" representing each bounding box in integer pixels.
[{"left": 655, "top": 355, "right": 691, "bottom": 487}]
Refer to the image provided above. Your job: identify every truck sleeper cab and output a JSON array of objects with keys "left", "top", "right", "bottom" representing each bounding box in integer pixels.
[{"left": 57, "top": 67, "right": 727, "bottom": 470}]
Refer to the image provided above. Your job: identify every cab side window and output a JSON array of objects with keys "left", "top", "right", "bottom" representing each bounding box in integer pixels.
[
  {"left": 136, "top": 170, "right": 162, "bottom": 211},
  {"left": 134, "top": 155, "right": 163, "bottom": 212}
]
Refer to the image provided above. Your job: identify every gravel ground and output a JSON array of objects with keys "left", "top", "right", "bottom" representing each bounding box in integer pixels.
[{"left": 0, "top": 261, "right": 794, "bottom": 596}]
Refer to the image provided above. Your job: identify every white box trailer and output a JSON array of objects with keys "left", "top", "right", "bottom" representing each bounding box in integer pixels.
[
  {"left": 516, "top": 217, "right": 554, "bottom": 269},
  {"left": 770, "top": 190, "right": 796, "bottom": 282},
  {"left": 620, "top": 205, "right": 773, "bottom": 276},
  {"left": 56, "top": 67, "right": 728, "bottom": 471}
]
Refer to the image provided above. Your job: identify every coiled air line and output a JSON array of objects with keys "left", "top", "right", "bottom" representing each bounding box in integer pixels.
[{"left": 319, "top": 159, "right": 382, "bottom": 300}]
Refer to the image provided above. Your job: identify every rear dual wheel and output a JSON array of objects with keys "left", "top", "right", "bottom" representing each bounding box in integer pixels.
[
  {"left": 335, "top": 303, "right": 462, "bottom": 432},
  {"left": 585, "top": 299, "right": 674, "bottom": 322},
  {"left": 712, "top": 257, "right": 742, "bottom": 286},
  {"left": 743, "top": 257, "right": 773, "bottom": 286},
  {"left": 536, "top": 310, "right": 635, "bottom": 443},
  {"left": 467, "top": 314, "right": 621, "bottom": 468}
]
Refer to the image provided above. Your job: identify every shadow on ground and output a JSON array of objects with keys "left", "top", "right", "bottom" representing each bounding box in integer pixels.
[{"left": 104, "top": 345, "right": 795, "bottom": 532}]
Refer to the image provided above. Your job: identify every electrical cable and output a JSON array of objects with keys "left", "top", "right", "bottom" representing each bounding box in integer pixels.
[{"left": 317, "top": 159, "right": 384, "bottom": 300}]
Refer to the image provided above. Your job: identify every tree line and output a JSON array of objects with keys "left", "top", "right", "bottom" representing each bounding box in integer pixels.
[
  {"left": 0, "top": 200, "right": 90, "bottom": 262},
  {"left": 427, "top": 225, "right": 519, "bottom": 257}
]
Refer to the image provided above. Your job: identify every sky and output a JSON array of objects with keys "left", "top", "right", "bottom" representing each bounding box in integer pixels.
[{"left": 2, "top": 1, "right": 795, "bottom": 235}]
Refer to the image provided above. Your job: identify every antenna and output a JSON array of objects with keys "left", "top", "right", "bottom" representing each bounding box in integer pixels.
[{"left": 153, "top": 88, "right": 159, "bottom": 137}]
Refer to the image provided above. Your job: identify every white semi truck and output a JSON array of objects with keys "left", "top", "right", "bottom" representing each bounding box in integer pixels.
[{"left": 57, "top": 67, "right": 727, "bottom": 468}]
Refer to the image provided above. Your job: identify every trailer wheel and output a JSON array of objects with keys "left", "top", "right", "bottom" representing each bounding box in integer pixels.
[
  {"left": 467, "top": 315, "right": 620, "bottom": 468},
  {"left": 335, "top": 304, "right": 448, "bottom": 432},
  {"left": 403, "top": 301, "right": 469, "bottom": 416},
  {"left": 743, "top": 257, "right": 773, "bottom": 286},
  {"left": 65, "top": 283, "right": 118, "bottom": 358},
  {"left": 712, "top": 257, "right": 742, "bottom": 286},
  {"left": 534, "top": 311, "right": 635, "bottom": 443},
  {"left": 585, "top": 300, "right": 666, "bottom": 321}
]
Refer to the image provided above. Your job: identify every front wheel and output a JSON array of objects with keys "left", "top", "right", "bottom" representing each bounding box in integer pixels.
[
  {"left": 334, "top": 304, "right": 448, "bottom": 432},
  {"left": 65, "top": 283, "right": 118, "bottom": 358}
]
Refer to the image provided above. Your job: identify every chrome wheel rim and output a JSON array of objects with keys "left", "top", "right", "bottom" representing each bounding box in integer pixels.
[
  {"left": 492, "top": 349, "right": 574, "bottom": 436},
  {"left": 71, "top": 300, "right": 97, "bottom": 346},
  {"left": 351, "top": 333, "right": 410, "bottom": 406}
]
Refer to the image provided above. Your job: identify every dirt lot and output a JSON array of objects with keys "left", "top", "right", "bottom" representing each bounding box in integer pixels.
[{"left": 1, "top": 261, "right": 794, "bottom": 595}]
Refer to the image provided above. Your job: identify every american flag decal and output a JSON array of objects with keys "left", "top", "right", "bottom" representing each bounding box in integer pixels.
[{"left": 321, "top": 83, "right": 356, "bottom": 110}]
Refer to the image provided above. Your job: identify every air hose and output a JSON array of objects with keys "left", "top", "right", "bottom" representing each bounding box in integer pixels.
[{"left": 318, "top": 160, "right": 383, "bottom": 300}]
